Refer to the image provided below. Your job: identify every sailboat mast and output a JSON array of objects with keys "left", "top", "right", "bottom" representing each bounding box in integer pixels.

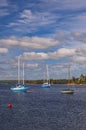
[
  {"left": 18, "top": 56, "right": 20, "bottom": 84},
  {"left": 23, "top": 63, "right": 24, "bottom": 85},
  {"left": 46, "top": 64, "right": 50, "bottom": 84},
  {"left": 46, "top": 65, "right": 48, "bottom": 83},
  {"left": 68, "top": 64, "right": 70, "bottom": 86}
]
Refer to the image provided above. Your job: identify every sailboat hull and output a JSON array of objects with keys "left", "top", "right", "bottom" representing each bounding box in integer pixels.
[
  {"left": 11, "top": 85, "right": 29, "bottom": 92},
  {"left": 11, "top": 87, "right": 29, "bottom": 92},
  {"left": 42, "top": 83, "right": 50, "bottom": 88},
  {"left": 61, "top": 89, "right": 74, "bottom": 94},
  {"left": 42, "top": 65, "right": 51, "bottom": 88}
]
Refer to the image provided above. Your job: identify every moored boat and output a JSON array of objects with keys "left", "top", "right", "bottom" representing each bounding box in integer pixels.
[
  {"left": 11, "top": 84, "right": 29, "bottom": 92},
  {"left": 42, "top": 64, "right": 51, "bottom": 88},
  {"left": 61, "top": 65, "right": 75, "bottom": 94},
  {"left": 61, "top": 89, "right": 74, "bottom": 94},
  {"left": 42, "top": 82, "right": 50, "bottom": 88},
  {"left": 11, "top": 57, "right": 29, "bottom": 92}
]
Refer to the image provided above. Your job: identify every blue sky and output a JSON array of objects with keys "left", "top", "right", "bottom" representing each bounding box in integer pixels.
[{"left": 0, "top": 0, "right": 86, "bottom": 80}]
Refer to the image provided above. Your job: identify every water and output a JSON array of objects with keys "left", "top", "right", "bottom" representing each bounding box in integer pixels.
[{"left": 0, "top": 84, "right": 86, "bottom": 130}]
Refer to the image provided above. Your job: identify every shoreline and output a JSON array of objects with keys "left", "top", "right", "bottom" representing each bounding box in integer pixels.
[{"left": 68, "top": 83, "right": 86, "bottom": 86}]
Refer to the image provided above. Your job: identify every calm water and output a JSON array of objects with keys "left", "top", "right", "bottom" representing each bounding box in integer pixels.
[{"left": 0, "top": 84, "right": 86, "bottom": 130}]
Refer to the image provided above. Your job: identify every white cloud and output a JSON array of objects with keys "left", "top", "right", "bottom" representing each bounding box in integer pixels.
[
  {"left": 0, "top": 36, "right": 59, "bottom": 49},
  {"left": 19, "top": 47, "right": 86, "bottom": 63},
  {"left": 20, "top": 9, "right": 57, "bottom": 25},
  {"left": 71, "top": 31, "right": 86, "bottom": 43},
  {"left": 20, "top": 10, "right": 36, "bottom": 20},
  {"left": 20, "top": 52, "right": 49, "bottom": 61},
  {"left": 19, "top": 48, "right": 76, "bottom": 61},
  {"left": 0, "top": 48, "right": 8, "bottom": 54},
  {"left": 20, "top": 9, "right": 58, "bottom": 26},
  {"left": 75, "top": 47, "right": 86, "bottom": 56},
  {"left": 19, "top": 47, "right": 86, "bottom": 67},
  {"left": 49, "top": 48, "right": 76, "bottom": 59},
  {"left": 26, "top": 63, "right": 40, "bottom": 69},
  {"left": 7, "top": 1, "right": 86, "bottom": 33},
  {"left": 72, "top": 56, "right": 86, "bottom": 63},
  {"left": 8, "top": 9, "right": 59, "bottom": 33},
  {"left": 71, "top": 45, "right": 86, "bottom": 63}
]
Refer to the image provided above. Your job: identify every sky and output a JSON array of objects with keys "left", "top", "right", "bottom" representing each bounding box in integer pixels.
[{"left": 0, "top": 0, "right": 86, "bottom": 80}]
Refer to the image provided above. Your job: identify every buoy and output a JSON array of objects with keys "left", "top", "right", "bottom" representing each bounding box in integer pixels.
[{"left": 8, "top": 103, "right": 12, "bottom": 108}]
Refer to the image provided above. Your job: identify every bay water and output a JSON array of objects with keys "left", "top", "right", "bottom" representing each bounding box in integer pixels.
[{"left": 0, "top": 84, "right": 86, "bottom": 130}]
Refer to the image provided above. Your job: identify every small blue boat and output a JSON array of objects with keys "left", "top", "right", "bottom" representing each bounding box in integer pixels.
[
  {"left": 42, "top": 64, "right": 51, "bottom": 88},
  {"left": 42, "top": 82, "right": 50, "bottom": 88}
]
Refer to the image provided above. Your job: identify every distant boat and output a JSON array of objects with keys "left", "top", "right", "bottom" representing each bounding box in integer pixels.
[
  {"left": 11, "top": 57, "right": 29, "bottom": 92},
  {"left": 42, "top": 64, "right": 51, "bottom": 88},
  {"left": 61, "top": 65, "right": 74, "bottom": 94},
  {"left": 61, "top": 88, "right": 74, "bottom": 94},
  {"left": 11, "top": 84, "right": 29, "bottom": 92},
  {"left": 42, "top": 82, "right": 50, "bottom": 88}
]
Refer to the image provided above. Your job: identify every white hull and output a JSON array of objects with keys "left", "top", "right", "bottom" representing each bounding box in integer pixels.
[
  {"left": 61, "top": 89, "right": 74, "bottom": 94},
  {"left": 42, "top": 83, "right": 50, "bottom": 88}
]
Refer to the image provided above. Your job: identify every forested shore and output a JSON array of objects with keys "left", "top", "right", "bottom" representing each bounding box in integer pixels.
[{"left": 0, "top": 74, "right": 86, "bottom": 85}]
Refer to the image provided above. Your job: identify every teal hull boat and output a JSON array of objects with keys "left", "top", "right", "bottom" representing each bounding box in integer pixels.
[
  {"left": 10, "top": 57, "right": 29, "bottom": 93},
  {"left": 11, "top": 84, "right": 29, "bottom": 92}
]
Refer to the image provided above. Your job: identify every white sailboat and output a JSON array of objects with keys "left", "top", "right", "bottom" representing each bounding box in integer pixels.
[
  {"left": 61, "top": 65, "right": 74, "bottom": 94},
  {"left": 11, "top": 57, "right": 29, "bottom": 92},
  {"left": 42, "top": 64, "right": 51, "bottom": 88}
]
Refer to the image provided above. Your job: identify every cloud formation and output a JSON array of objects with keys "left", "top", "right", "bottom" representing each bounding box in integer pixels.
[
  {"left": 20, "top": 52, "right": 49, "bottom": 61},
  {"left": 49, "top": 48, "right": 76, "bottom": 59},
  {"left": 8, "top": 9, "right": 58, "bottom": 33},
  {"left": 0, "top": 36, "right": 59, "bottom": 49},
  {"left": 26, "top": 63, "right": 40, "bottom": 69},
  {"left": 19, "top": 48, "right": 76, "bottom": 61},
  {"left": 72, "top": 56, "right": 86, "bottom": 63},
  {"left": 0, "top": 48, "right": 8, "bottom": 54},
  {"left": 0, "top": 0, "right": 86, "bottom": 79}
]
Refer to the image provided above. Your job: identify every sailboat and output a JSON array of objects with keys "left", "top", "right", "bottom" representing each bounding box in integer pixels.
[
  {"left": 42, "top": 64, "right": 51, "bottom": 88},
  {"left": 11, "top": 57, "right": 29, "bottom": 92},
  {"left": 61, "top": 65, "right": 74, "bottom": 94}
]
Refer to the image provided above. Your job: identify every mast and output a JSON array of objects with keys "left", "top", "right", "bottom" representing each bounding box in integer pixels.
[
  {"left": 46, "top": 64, "right": 50, "bottom": 84},
  {"left": 68, "top": 64, "right": 70, "bottom": 86},
  {"left": 18, "top": 56, "right": 20, "bottom": 84},
  {"left": 23, "top": 63, "right": 24, "bottom": 85},
  {"left": 46, "top": 65, "right": 48, "bottom": 83},
  {"left": 43, "top": 71, "right": 45, "bottom": 83}
]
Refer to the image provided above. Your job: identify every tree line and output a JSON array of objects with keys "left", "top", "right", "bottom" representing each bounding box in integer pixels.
[{"left": 0, "top": 74, "right": 86, "bottom": 84}]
